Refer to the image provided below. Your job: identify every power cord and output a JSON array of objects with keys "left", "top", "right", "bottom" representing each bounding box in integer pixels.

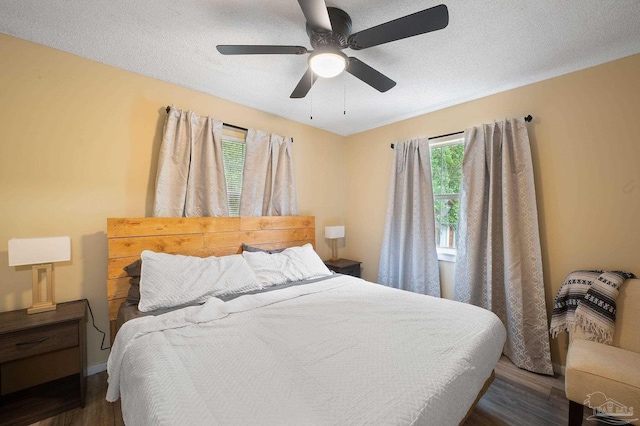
[{"left": 86, "top": 299, "right": 110, "bottom": 350}]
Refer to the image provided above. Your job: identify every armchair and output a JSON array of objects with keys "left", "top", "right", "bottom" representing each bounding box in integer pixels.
[{"left": 565, "top": 278, "right": 640, "bottom": 425}]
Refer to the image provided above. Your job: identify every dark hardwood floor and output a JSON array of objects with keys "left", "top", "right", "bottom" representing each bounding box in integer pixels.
[
  {"left": 31, "top": 356, "right": 591, "bottom": 425},
  {"left": 30, "top": 372, "right": 122, "bottom": 426},
  {"left": 465, "top": 356, "right": 591, "bottom": 425}
]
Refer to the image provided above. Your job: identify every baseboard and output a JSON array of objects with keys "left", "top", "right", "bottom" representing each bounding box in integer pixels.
[
  {"left": 87, "top": 362, "right": 107, "bottom": 376},
  {"left": 553, "top": 363, "right": 566, "bottom": 376}
]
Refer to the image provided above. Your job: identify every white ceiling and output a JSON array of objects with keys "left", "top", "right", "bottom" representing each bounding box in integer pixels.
[{"left": 1, "top": 0, "right": 640, "bottom": 136}]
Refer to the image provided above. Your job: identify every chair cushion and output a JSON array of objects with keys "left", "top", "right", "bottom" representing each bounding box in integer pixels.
[{"left": 566, "top": 339, "right": 640, "bottom": 425}]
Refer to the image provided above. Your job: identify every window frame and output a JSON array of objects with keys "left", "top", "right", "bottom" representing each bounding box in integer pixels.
[{"left": 429, "top": 134, "right": 465, "bottom": 263}]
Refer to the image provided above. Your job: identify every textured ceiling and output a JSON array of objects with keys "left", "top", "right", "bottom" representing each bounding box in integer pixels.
[{"left": 1, "top": 0, "right": 640, "bottom": 136}]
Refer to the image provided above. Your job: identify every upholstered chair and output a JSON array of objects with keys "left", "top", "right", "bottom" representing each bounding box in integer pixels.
[{"left": 565, "top": 278, "right": 640, "bottom": 426}]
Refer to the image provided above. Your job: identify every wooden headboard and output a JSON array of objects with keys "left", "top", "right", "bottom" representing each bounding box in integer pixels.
[{"left": 106, "top": 216, "right": 315, "bottom": 342}]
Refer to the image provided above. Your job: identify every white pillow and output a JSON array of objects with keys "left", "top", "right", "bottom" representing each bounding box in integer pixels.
[
  {"left": 242, "top": 243, "right": 332, "bottom": 287},
  {"left": 138, "top": 251, "right": 261, "bottom": 312}
]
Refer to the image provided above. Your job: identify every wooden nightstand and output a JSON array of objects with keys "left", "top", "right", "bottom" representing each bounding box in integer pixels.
[
  {"left": 0, "top": 299, "right": 87, "bottom": 426},
  {"left": 324, "top": 259, "right": 362, "bottom": 278}
]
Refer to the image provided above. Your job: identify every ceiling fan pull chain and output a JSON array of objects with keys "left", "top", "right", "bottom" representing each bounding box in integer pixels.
[
  {"left": 343, "top": 72, "right": 347, "bottom": 115},
  {"left": 310, "top": 71, "right": 314, "bottom": 120}
]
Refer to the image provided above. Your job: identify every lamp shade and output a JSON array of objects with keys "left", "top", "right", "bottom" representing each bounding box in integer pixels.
[
  {"left": 325, "top": 226, "right": 345, "bottom": 239},
  {"left": 8, "top": 236, "right": 71, "bottom": 266}
]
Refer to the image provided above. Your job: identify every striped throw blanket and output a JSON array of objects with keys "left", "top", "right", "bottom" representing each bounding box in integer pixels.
[{"left": 550, "top": 270, "right": 635, "bottom": 344}]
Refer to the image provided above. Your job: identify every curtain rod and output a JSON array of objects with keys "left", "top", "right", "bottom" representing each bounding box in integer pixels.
[
  {"left": 165, "top": 106, "right": 249, "bottom": 132},
  {"left": 390, "top": 115, "right": 533, "bottom": 149}
]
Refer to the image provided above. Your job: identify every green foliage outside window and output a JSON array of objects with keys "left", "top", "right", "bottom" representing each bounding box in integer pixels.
[{"left": 430, "top": 142, "right": 464, "bottom": 248}]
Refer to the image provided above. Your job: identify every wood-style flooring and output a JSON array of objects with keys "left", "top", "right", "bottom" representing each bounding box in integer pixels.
[
  {"left": 31, "top": 356, "right": 591, "bottom": 425},
  {"left": 465, "top": 356, "right": 591, "bottom": 425}
]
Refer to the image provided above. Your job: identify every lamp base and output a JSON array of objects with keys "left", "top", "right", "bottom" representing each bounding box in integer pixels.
[
  {"left": 29, "top": 264, "right": 56, "bottom": 315},
  {"left": 330, "top": 239, "right": 339, "bottom": 262},
  {"left": 27, "top": 302, "right": 57, "bottom": 315}
]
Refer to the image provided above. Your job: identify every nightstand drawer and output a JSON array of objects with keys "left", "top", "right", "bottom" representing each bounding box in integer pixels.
[{"left": 0, "top": 322, "right": 78, "bottom": 364}]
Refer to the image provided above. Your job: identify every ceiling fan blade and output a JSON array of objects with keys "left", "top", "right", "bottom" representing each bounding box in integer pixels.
[
  {"left": 216, "top": 45, "right": 308, "bottom": 55},
  {"left": 297, "top": 0, "right": 332, "bottom": 32},
  {"left": 290, "top": 68, "right": 318, "bottom": 98},
  {"left": 348, "top": 4, "right": 448, "bottom": 50},
  {"left": 346, "top": 57, "right": 396, "bottom": 92}
]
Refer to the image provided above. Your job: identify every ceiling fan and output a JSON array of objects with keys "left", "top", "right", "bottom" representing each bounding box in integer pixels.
[{"left": 216, "top": 0, "right": 449, "bottom": 98}]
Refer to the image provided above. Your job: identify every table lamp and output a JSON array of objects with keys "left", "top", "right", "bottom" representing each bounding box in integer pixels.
[
  {"left": 8, "top": 236, "right": 71, "bottom": 314},
  {"left": 325, "top": 226, "right": 345, "bottom": 262}
]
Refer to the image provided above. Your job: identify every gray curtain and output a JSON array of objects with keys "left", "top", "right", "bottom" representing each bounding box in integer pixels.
[
  {"left": 454, "top": 118, "right": 553, "bottom": 375},
  {"left": 239, "top": 129, "right": 298, "bottom": 216},
  {"left": 378, "top": 139, "right": 441, "bottom": 296},
  {"left": 152, "top": 106, "right": 228, "bottom": 217}
]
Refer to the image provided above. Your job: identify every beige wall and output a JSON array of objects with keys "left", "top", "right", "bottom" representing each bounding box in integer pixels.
[
  {"left": 343, "top": 53, "right": 640, "bottom": 368},
  {"left": 0, "top": 34, "right": 346, "bottom": 369}
]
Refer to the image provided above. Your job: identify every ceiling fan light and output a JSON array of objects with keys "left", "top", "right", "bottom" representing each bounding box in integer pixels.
[{"left": 309, "top": 51, "right": 347, "bottom": 78}]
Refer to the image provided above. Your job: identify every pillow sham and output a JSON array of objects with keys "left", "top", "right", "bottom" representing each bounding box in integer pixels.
[
  {"left": 123, "top": 259, "right": 142, "bottom": 278},
  {"left": 126, "top": 283, "right": 141, "bottom": 304},
  {"left": 242, "top": 243, "right": 332, "bottom": 287},
  {"left": 138, "top": 251, "right": 261, "bottom": 312},
  {"left": 241, "top": 243, "right": 285, "bottom": 254},
  {"left": 123, "top": 259, "right": 142, "bottom": 304}
]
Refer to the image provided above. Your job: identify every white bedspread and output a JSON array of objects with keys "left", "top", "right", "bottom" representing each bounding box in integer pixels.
[{"left": 107, "top": 275, "right": 506, "bottom": 426}]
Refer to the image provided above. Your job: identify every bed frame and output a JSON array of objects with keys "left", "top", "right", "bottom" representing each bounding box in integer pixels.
[{"left": 106, "top": 216, "right": 315, "bottom": 343}]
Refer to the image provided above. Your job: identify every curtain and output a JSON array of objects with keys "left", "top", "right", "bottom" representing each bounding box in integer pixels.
[
  {"left": 239, "top": 129, "right": 298, "bottom": 216},
  {"left": 152, "top": 106, "right": 228, "bottom": 217},
  {"left": 378, "top": 139, "right": 441, "bottom": 296},
  {"left": 454, "top": 118, "right": 553, "bottom": 375}
]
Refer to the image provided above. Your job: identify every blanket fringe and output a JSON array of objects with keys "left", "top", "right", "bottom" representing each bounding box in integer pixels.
[
  {"left": 575, "top": 313, "right": 613, "bottom": 344},
  {"left": 549, "top": 323, "right": 566, "bottom": 338}
]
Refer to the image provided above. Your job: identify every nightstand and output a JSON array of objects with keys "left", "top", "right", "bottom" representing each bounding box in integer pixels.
[
  {"left": 0, "top": 299, "right": 87, "bottom": 426},
  {"left": 324, "top": 259, "right": 362, "bottom": 278}
]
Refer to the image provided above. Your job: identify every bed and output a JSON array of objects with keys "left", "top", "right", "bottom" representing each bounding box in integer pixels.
[{"left": 105, "top": 216, "right": 506, "bottom": 426}]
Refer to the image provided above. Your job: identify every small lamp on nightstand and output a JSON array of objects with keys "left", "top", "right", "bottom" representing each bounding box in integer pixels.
[
  {"left": 8, "top": 236, "right": 71, "bottom": 314},
  {"left": 325, "top": 226, "right": 345, "bottom": 262}
]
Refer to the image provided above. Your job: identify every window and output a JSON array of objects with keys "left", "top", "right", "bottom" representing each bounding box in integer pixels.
[
  {"left": 221, "top": 126, "right": 247, "bottom": 217},
  {"left": 429, "top": 134, "right": 464, "bottom": 261}
]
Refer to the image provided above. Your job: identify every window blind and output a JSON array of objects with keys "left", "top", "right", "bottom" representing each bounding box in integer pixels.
[{"left": 222, "top": 139, "right": 246, "bottom": 217}]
